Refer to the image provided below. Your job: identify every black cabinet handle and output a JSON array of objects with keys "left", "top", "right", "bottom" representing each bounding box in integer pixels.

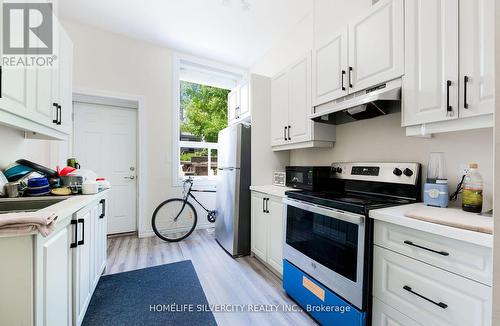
[
  {"left": 464, "top": 76, "right": 469, "bottom": 109},
  {"left": 70, "top": 219, "right": 78, "bottom": 248},
  {"left": 349, "top": 67, "right": 353, "bottom": 88},
  {"left": 341, "top": 70, "right": 346, "bottom": 91},
  {"left": 404, "top": 240, "right": 449, "bottom": 256},
  {"left": 284, "top": 126, "right": 288, "bottom": 141},
  {"left": 287, "top": 125, "right": 291, "bottom": 141},
  {"left": 265, "top": 198, "right": 270, "bottom": 213},
  {"left": 77, "top": 218, "right": 85, "bottom": 246},
  {"left": 99, "top": 199, "right": 106, "bottom": 219},
  {"left": 446, "top": 80, "right": 452, "bottom": 115},
  {"left": 52, "top": 103, "right": 58, "bottom": 123},
  {"left": 403, "top": 285, "right": 448, "bottom": 309},
  {"left": 57, "top": 104, "right": 62, "bottom": 125},
  {"left": 262, "top": 198, "right": 265, "bottom": 213}
]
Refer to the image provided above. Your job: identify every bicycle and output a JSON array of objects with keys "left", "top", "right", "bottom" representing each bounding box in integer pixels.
[{"left": 152, "top": 177, "right": 217, "bottom": 242}]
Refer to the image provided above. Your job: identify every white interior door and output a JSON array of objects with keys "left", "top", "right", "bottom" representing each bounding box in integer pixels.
[{"left": 74, "top": 102, "right": 137, "bottom": 234}]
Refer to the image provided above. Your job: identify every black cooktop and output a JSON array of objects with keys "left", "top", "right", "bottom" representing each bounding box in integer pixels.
[{"left": 286, "top": 190, "right": 415, "bottom": 215}]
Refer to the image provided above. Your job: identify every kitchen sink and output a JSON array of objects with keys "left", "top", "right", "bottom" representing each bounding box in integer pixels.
[{"left": 0, "top": 197, "right": 68, "bottom": 213}]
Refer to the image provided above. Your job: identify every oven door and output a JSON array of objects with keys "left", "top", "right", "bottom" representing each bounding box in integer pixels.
[{"left": 283, "top": 198, "right": 366, "bottom": 310}]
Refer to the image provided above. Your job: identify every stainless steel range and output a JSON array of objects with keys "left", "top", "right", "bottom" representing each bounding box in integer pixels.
[{"left": 282, "top": 162, "right": 421, "bottom": 325}]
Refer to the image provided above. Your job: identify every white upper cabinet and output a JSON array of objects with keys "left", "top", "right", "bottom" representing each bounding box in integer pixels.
[
  {"left": 270, "top": 70, "right": 289, "bottom": 147},
  {"left": 0, "top": 8, "right": 73, "bottom": 140},
  {"left": 403, "top": 0, "right": 494, "bottom": 134},
  {"left": 312, "top": 0, "right": 404, "bottom": 108},
  {"left": 288, "top": 55, "right": 312, "bottom": 144},
  {"left": 271, "top": 52, "right": 335, "bottom": 151},
  {"left": 403, "top": 0, "right": 459, "bottom": 126},
  {"left": 312, "top": 26, "right": 348, "bottom": 106},
  {"left": 227, "top": 81, "right": 250, "bottom": 125},
  {"left": 228, "top": 89, "right": 238, "bottom": 122},
  {"left": 459, "top": 0, "right": 494, "bottom": 118},
  {"left": 348, "top": 0, "right": 404, "bottom": 93}
]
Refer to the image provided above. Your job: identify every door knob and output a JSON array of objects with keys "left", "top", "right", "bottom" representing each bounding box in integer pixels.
[{"left": 124, "top": 176, "right": 135, "bottom": 180}]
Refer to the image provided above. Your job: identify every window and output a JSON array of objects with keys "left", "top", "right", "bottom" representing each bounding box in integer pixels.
[{"left": 173, "top": 54, "right": 245, "bottom": 185}]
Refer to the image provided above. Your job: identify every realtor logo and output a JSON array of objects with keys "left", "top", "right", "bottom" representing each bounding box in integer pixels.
[{"left": 3, "top": 2, "right": 53, "bottom": 55}]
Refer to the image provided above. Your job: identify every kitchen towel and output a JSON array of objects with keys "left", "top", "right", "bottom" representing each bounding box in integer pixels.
[
  {"left": 404, "top": 206, "right": 492, "bottom": 234},
  {"left": 0, "top": 212, "right": 58, "bottom": 237}
]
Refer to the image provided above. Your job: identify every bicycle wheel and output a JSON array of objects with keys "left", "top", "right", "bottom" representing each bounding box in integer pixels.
[{"left": 152, "top": 199, "right": 197, "bottom": 242}]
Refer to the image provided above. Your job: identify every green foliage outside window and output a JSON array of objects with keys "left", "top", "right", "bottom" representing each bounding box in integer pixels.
[{"left": 180, "top": 81, "right": 229, "bottom": 143}]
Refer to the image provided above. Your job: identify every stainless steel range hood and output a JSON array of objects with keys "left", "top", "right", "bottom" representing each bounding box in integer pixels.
[{"left": 310, "top": 78, "right": 402, "bottom": 125}]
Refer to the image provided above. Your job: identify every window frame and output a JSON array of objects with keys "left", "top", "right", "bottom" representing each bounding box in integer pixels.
[{"left": 172, "top": 53, "right": 246, "bottom": 187}]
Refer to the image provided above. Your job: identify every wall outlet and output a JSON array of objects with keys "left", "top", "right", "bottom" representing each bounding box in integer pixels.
[{"left": 459, "top": 164, "right": 470, "bottom": 176}]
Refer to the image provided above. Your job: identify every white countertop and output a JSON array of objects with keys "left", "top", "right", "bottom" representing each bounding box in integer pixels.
[
  {"left": 250, "top": 185, "right": 298, "bottom": 198},
  {"left": 370, "top": 203, "right": 494, "bottom": 248},
  {"left": 0, "top": 190, "right": 110, "bottom": 238}
]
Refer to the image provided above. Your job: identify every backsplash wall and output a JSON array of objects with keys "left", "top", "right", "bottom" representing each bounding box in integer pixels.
[
  {"left": 0, "top": 125, "right": 52, "bottom": 169},
  {"left": 290, "top": 113, "right": 494, "bottom": 211}
]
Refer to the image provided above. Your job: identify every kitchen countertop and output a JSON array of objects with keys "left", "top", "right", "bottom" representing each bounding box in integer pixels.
[
  {"left": 250, "top": 185, "right": 298, "bottom": 198},
  {"left": 0, "top": 190, "right": 110, "bottom": 238},
  {"left": 370, "top": 203, "right": 493, "bottom": 248}
]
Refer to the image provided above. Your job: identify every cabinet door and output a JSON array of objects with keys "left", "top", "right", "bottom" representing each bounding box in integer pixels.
[
  {"left": 402, "top": 0, "right": 459, "bottom": 126},
  {"left": 288, "top": 54, "right": 312, "bottom": 145},
  {"left": 251, "top": 193, "right": 268, "bottom": 261},
  {"left": 227, "top": 89, "right": 238, "bottom": 123},
  {"left": 73, "top": 211, "right": 91, "bottom": 326},
  {"left": 459, "top": 0, "right": 494, "bottom": 118},
  {"left": 313, "top": 26, "right": 348, "bottom": 106},
  {"left": 57, "top": 27, "right": 73, "bottom": 134},
  {"left": 348, "top": 0, "right": 404, "bottom": 92},
  {"left": 238, "top": 81, "right": 250, "bottom": 117},
  {"left": 42, "top": 225, "right": 73, "bottom": 326},
  {"left": 267, "top": 197, "right": 284, "bottom": 275},
  {"left": 99, "top": 198, "right": 108, "bottom": 274},
  {"left": 372, "top": 297, "right": 422, "bottom": 326},
  {"left": 270, "top": 71, "right": 289, "bottom": 146}
]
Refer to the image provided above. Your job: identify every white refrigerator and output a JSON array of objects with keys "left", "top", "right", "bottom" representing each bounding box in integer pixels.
[{"left": 215, "top": 123, "right": 251, "bottom": 257}]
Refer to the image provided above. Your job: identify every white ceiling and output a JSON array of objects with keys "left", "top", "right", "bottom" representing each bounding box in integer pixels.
[{"left": 59, "top": 0, "right": 312, "bottom": 68}]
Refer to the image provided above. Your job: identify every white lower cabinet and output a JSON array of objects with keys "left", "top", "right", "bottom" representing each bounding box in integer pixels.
[
  {"left": 372, "top": 221, "right": 492, "bottom": 326},
  {"left": 3, "top": 193, "right": 111, "bottom": 326},
  {"left": 372, "top": 297, "right": 422, "bottom": 326},
  {"left": 36, "top": 220, "right": 73, "bottom": 326},
  {"left": 251, "top": 191, "right": 284, "bottom": 276},
  {"left": 73, "top": 197, "right": 108, "bottom": 326}
]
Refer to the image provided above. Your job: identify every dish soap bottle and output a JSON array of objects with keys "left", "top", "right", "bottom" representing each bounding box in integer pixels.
[{"left": 462, "top": 163, "right": 483, "bottom": 213}]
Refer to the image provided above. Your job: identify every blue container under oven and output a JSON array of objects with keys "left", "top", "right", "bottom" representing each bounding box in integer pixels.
[{"left": 283, "top": 260, "right": 366, "bottom": 326}]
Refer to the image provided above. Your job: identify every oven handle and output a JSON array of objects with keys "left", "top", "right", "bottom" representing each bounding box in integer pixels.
[{"left": 283, "top": 198, "right": 365, "bottom": 225}]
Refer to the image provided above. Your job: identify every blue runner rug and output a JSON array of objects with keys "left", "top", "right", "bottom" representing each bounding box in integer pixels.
[{"left": 82, "top": 260, "right": 217, "bottom": 326}]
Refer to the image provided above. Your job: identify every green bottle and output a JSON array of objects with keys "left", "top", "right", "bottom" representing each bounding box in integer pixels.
[{"left": 462, "top": 163, "right": 483, "bottom": 213}]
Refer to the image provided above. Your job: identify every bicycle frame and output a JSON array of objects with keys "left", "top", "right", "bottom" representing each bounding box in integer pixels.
[{"left": 175, "top": 179, "right": 216, "bottom": 221}]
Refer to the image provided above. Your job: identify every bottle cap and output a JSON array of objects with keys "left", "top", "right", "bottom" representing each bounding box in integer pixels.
[{"left": 469, "top": 163, "right": 478, "bottom": 169}]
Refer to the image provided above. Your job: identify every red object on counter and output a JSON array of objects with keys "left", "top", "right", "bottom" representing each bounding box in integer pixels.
[{"left": 58, "top": 166, "right": 76, "bottom": 177}]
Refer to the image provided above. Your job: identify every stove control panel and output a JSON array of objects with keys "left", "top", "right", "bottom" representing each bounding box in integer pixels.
[{"left": 331, "top": 162, "right": 420, "bottom": 185}]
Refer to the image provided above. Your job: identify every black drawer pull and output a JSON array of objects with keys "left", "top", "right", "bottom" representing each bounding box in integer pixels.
[
  {"left": 70, "top": 219, "right": 78, "bottom": 248},
  {"left": 404, "top": 240, "right": 449, "bottom": 256},
  {"left": 446, "top": 80, "right": 452, "bottom": 115},
  {"left": 341, "top": 70, "right": 346, "bottom": 91},
  {"left": 52, "top": 103, "right": 58, "bottom": 123},
  {"left": 265, "top": 198, "right": 269, "bottom": 213},
  {"left": 348, "top": 67, "right": 353, "bottom": 88},
  {"left": 262, "top": 198, "right": 265, "bottom": 213},
  {"left": 99, "top": 199, "right": 106, "bottom": 219},
  {"left": 464, "top": 75, "right": 469, "bottom": 109},
  {"left": 77, "top": 218, "right": 85, "bottom": 246},
  {"left": 403, "top": 285, "right": 448, "bottom": 309}
]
